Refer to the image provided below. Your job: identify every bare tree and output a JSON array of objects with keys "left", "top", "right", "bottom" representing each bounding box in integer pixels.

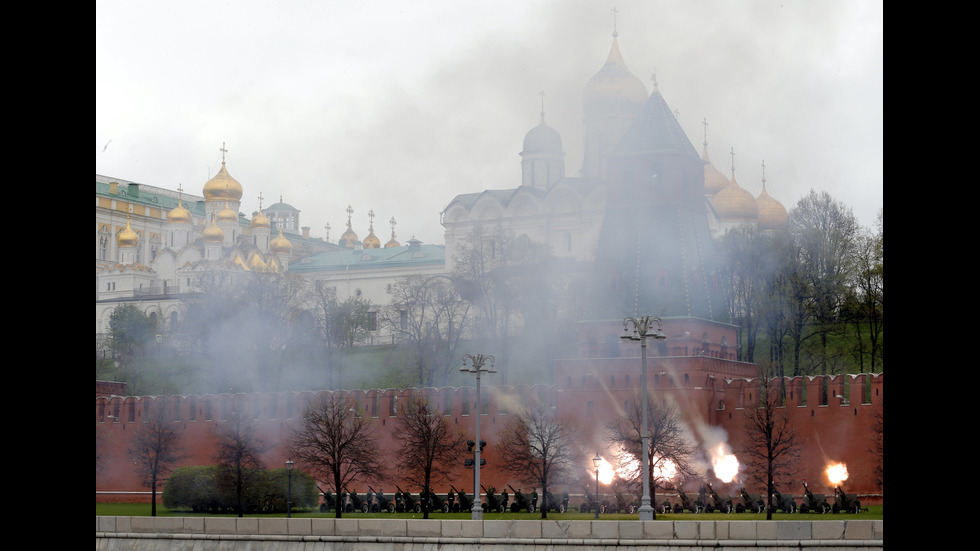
[
  {"left": 307, "top": 284, "right": 373, "bottom": 389},
  {"left": 496, "top": 404, "right": 580, "bottom": 519},
  {"left": 451, "top": 226, "right": 552, "bottom": 384},
  {"left": 605, "top": 398, "right": 699, "bottom": 519},
  {"left": 288, "top": 393, "right": 384, "bottom": 518},
  {"left": 393, "top": 396, "right": 467, "bottom": 518},
  {"left": 213, "top": 408, "right": 268, "bottom": 517},
  {"left": 740, "top": 377, "right": 802, "bottom": 520},
  {"left": 380, "top": 275, "right": 472, "bottom": 387},
  {"left": 129, "top": 401, "right": 185, "bottom": 516}
]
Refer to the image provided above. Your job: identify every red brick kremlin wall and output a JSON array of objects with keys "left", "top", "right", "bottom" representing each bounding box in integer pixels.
[{"left": 96, "top": 319, "right": 883, "bottom": 506}]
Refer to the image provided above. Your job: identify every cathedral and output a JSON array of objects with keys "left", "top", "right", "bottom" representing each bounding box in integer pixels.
[
  {"left": 441, "top": 28, "right": 788, "bottom": 322},
  {"left": 96, "top": 27, "right": 789, "bottom": 345}
]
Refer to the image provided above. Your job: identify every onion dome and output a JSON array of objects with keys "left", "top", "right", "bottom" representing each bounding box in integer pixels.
[
  {"left": 384, "top": 216, "right": 400, "bottom": 248},
  {"left": 523, "top": 120, "right": 563, "bottom": 153},
  {"left": 216, "top": 201, "right": 238, "bottom": 224},
  {"left": 339, "top": 205, "right": 359, "bottom": 248},
  {"left": 202, "top": 219, "right": 224, "bottom": 244},
  {"left": 702, "top": 146, "right": 729, "bottom": 196},
  {"left": 117, "top": 217, "right": 140, "bottom": 247},
  {"left": 756, "top": 184, "right": 788, "bottom": 232},
  {"left": 202, "top": 161, "right": 243, "bottom": 202},
  {"left": 583, "top": 33, "right": 648, "bottom": 109},
  {"left": 250, "top": 207, "right": 270, "bottom": 230},
  {"left": 270, "top": 227, "right": 292, "bottom": 255},
  {"left": 339, "top": 225, "right": 359, "bottom": 248},
  {"left": 167, "top": 198, "right": 192, "bottom": 224},
  {"left": 362, "top": 208, "right": 381, "bottom": 248},
  {"left": 362, "top": 230, "right": 380, "bottom": 249},
  {"left": 712, "top": 174, "right": 758, "bottom": 220}
]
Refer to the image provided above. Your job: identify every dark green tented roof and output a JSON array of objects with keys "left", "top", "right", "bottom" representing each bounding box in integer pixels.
[{"left": 614, "top": 91, "right": 700, "bottom": 160}]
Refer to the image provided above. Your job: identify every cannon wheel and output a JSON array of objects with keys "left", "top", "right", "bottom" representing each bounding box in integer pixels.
[
  {"left": 799, "top": 504, "right": 809, "bottom": 514},
  {"left": 387, "top": 503, "right": 395, "bottom": 513},
  {"left": 852, "top": 502, "right": 861, "bottom": 514},
  {"left": 627, "top": 505, "right": 635, "bottom": 514},
  {"left": 345, "top": 503, "right": 353, "bottom": 513},
  {"left": 558, "top": 503, "right": 567, "bottom": 514},
  {"left": 443, "top": 503, "right": 451, "bottom": 513},
  {"left": 755, "top": 504, "right": 764, "bottom": 514},
  {"left": 529, "top": 503, "right": 536, "bottom": 514},
  {"left": 414, "top": 503, "right": 422, "bottom": 514},
  {"left": 725, "top": 503, "right": 733, "bottom": 514},
  {"left": 736, "top": 504, "right": 745, "bottom": 513},
  {"left": 361, "top": 503, "right": 369, "bottom": 514}
]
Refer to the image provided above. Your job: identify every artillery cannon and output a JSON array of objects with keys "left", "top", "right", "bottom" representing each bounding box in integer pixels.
[
  {"left": 419, "top": 488, "right": 450, "bottom": 514},
  {"left": 580, "top": 488, "right": 600, "bottom": 514},
  {"left": 343, "top": 488, "right": 369, "bottom": 513},
  {"left": 395, "top": 486, "right": 421, "bottom": 513},
  {"left": 670, "top": 490, "right": 702, "bottom": 513},
  {"left": 541, "top": 491, "right": 569, "bottom": 514},
  {"left": 703, "top": 483, "right": 733, "bottom": 513},
  {"left": 608, "top": 485, "right": 637, "bottom": 514},
  {"left": 832, "top": 485, "right": 862, "bottom": 514},
  {"left": 507, "top": 484, "right": 537, "bottom": 513},
  {"left": 368, "top": 486, "right": 395, "bottom": 513},
  {"left": 736, "top": 487, "right": 765, "bottom": 514},
  {"left": 799, "top": 480, "right": 830, "bottom": 514},
  {"left": 316, "top": 485, "right": 336, "bottom": 513},
  {"left": 771, "top": 488, "right": 797, "bottom": 514},
  {"left": 451, "top": 485, "right": 475, "bottom": 513},
  {"left": 481, "top": 484, "right": 507, "bottom": 513}
]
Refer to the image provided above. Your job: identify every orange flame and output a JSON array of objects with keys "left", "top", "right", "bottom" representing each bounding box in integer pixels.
[
  {"left": 825, "top": 462, "right": 848, "bottom": 485},
  {"left": 598, "top": 457, "right": 616, "bottom": 485},
  {"left": 709, "top": 443, "right": 740, "bottom": 483}
]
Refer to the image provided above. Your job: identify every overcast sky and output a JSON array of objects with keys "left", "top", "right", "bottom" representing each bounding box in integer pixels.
[{"left": 96, "top": 0, "right": 882, "bottom": 246}]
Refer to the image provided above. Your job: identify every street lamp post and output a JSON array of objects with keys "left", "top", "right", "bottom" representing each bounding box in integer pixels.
[
  {"left": 285, "top": 459, "right": 294, "bottom": 518},
  {"left": 621, "top": 315, "right": 666, "bottom": 520},
  {"left": 461, "top": 353, "right": 496, "bottom": 520},
  {"left": 593, "top": 452, "right": 601, "bottom": 520}
]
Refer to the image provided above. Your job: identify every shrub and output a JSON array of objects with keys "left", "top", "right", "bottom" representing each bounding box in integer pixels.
[{"left": 163, "top": 465, "right": 318, "bottom": 513}]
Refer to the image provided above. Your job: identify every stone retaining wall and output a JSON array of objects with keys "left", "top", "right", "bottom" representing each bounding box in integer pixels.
[{"left": 96, "top": 516, "right": 883, "bottom": 550}]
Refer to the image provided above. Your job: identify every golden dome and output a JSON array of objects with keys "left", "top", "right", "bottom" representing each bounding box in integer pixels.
[
  {"left": 250, "top": 208, "right": 270, "bottom": 230},
  {"left": 583, "top": 35, "right": 648, "bottom": 109},
  {"left": 362, "top": 230, "right": 381, "bottom": 249},
  {"left": 117, "top": 218, "right": 140, "bottom": 247},
  {"left": 202, "top": 162, "right": 243, "bottom": 202},
  {"left": 384, "top": 216, "right": 400, "bottom": 247},
  {"left": 757, "top": 185, "right": 788, "bottom": 232},
  {"left": 339, "top": 226, "right": 359, "bottom": 248},
  {"left": 202, "top": 220, "right": 224, "bottom": 243},
  {"left": 702, "top": 146, "right": 729, "bottom": 196},
  {"left": 270, "top": 228, "right": 292, "bottom": 255},
  {"left": 216, "top": 201, "right": 238, "bottom": 224},
  {"left": 167, "top": 199, "right": 192, "bottom": 224},
  {"left": 712, "top": 175, "right": 759, "bottom": 220}
]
